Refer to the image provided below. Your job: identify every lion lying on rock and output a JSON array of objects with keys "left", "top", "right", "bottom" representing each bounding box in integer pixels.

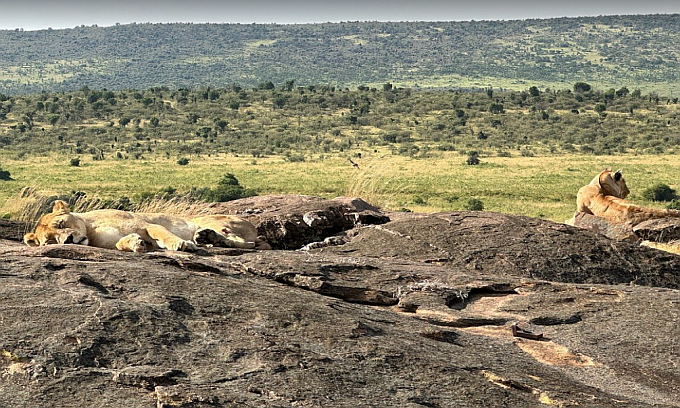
[
  {"left": 24, "top": 200, "right": 270, "bottom": 252},
  {"left": 574, "top": 169, "right": 680, "bottom": 225}
]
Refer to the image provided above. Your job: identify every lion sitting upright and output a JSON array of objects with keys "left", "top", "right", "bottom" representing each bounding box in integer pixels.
[
  {"left": 575, "top": 169, "right": 680, "bottom": 225},
  {"left": 24, "top": 200, "right": 270, "bottom": 252}
]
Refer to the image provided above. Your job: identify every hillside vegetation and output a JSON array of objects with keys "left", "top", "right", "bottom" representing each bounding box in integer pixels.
[
  {"left": 1, "top": 83, "right": 679, "bottom": 160},
  {"left": 2, "top": 15, "right": 680, "bottom": 94}
]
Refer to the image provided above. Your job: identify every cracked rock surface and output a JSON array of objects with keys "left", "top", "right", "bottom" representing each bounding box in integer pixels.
[{"left": 1, "top": 196, "right": 679, "bottom": 407}]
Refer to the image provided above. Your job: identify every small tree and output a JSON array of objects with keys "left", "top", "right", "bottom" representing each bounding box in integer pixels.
[
  {"left": 273, "top": 96, "right": 287, "bottom": 108},
  {"left": 604, "top": 88, "right": 616, "bottom": 101},
  {"left": 214, "top": 119, "right": 228, "bottom": 132},
  {"left": 466, "top": 152, "right": 480, "bottom": 165},
  {"left": 573, "top": 82, "right": 591, "bottom": 93},
  {"left": 0, "top": 164, "right": 11, "bottom": 181},
  {"left": 616, "top": 87, "right": 630, "bottom": 97},
  {"left": 488, "top": 103, "right": 504, "bottom": 114},
  {"left": 465, "top": 198, "right": 484, "bottom": 211}
]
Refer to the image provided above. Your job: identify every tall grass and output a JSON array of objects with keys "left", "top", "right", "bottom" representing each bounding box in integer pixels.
[
  {"left": 2, "top": 152, "right": 680, "bottom": 223},
  {"left": 344, "top": 156, "right": 416, "bottom": 209},
  {"left": 2, "top": 188, "right": 216, "bottom": 227}
]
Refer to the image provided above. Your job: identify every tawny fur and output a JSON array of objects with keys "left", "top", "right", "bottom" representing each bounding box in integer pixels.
[
  {"left": 24, "top": 200, "right": 270, "bottom": 252},
  {"left": 575, "top": 169, "right": 680, "bottom": 225}
]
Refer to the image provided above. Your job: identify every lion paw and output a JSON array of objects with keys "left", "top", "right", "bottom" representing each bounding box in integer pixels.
[
  {"left": 194, "top": 228, "right": 223, "bottom": 246},
  {"left": 168, "top": 239, "right": 198, "bottom": 252},
  {"left": 116, "top": 234, "right": 147, "bottom": 253},
  {"left": 129, "top": 237, "right": 147, "bottom": 253}
]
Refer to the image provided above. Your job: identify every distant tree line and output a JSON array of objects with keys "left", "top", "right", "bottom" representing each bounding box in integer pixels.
[{"left": 1, "top": 82, "right": 679, "bottom": 164}]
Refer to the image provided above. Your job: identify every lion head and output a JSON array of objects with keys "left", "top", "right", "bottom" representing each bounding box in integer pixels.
[
  {"left": 23, "top": 200, "right": 89, "bottom": 247},
  {"left": 594, "top": 168, "right": 630, "bottom": 199}
]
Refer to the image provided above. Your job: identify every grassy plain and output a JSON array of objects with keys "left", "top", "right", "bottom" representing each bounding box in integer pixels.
[{"left": 2, "top": 152, "right": 679, "bottom": 222}]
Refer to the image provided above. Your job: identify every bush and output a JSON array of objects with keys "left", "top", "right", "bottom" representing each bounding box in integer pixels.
[
  {"left": 642, "top": 183, "right": 677, "bottom": 202},
  {"left": 465, "top": 198, "right": 484, "bottom": 211},
  {"left": 204, "top": 173, "right": 256, "bottom": 202},
  {"left": 466, "top": 152, "right": 480, "bottom": 165},
  {"left": 177, "top": 157, "right": 190, "bottom": 165},
  {"left": 519, "top": 147, "right": 534, "bottom": 157},
  {"left": 0, "top": 165, "right": 11, "bottom": 181},
  {"left": 284, "top": 152, "right": 306, "bottom": 162},
  {"left": 70, "top": 157, "right": 81, "bottom": 167}
]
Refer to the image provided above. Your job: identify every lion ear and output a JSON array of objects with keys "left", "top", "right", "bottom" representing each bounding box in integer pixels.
[
  {"left": 52, "top": 200, "right": 69, "bottom": 215},
  {"left": 24, "top": 233, "right": 40, "bottom": 247},
  {"left": 614, "top": 169, "right": 623, "bottom": 181},
  {"left": 594, "top": 169, "right": 609, "bottom": 188}
]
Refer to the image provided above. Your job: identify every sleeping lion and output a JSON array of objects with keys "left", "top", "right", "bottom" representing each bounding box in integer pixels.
[
  {"left": 24, "top": 200, "right": 270, "bottom": 252},
  {"left": 575, "top": 168, "right": 680, "bottom": 225}
]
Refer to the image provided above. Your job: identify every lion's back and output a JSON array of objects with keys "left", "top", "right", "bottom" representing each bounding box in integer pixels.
[{"left": 79, "top": 210, "right": 192, "bottom": 237}]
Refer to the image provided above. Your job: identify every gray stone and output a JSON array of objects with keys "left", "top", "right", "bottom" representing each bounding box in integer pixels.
[
  {"left": 1, "top": 199, "right": 679, "bottom": 408},
  {"left": 633, "top": 217, "right": 680, "bottom": 242}
]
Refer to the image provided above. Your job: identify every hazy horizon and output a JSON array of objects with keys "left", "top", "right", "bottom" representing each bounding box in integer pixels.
[{"left": 1, "top": 0, "right": 679, "bottom": 31}]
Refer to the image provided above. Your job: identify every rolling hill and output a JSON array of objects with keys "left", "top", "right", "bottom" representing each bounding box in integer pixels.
[{"left": 1, "top": 14, "right": 680, "bottom": 94}]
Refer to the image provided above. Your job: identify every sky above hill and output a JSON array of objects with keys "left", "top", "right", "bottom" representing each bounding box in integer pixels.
[{"left": 1, "top": 0, "right": 679, "bottom": 31}]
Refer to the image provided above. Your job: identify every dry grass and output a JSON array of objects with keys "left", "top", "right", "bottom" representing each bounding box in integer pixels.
[
  {"left": 344, "top": 156, "right": 417, "bottom": 209},
  {"left": 2, "top": 187, "right": 216, "bottom": 226},
  {"left": 4, "top": 188, "right": 103, "bottom": 224},
  {"left": 2, "top": 152, "right": 680, "bottom": 223}
]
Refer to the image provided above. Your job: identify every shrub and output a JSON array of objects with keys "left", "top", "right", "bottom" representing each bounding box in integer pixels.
[
  {"left": 70, "top": 157, "right": 81, "bottom": 167},
  {"left": 465, "top": 198, "right": 484, "bottom": 211},
  {"left": 284, "top": 153, "right": 306, "bottom": 162},
  {"left": 519, "top": 147, "right": 534, "bottom": 157},
  {"left": 642, "top": 183, "right": 677, "bottom": 202},
  {"left": 0, "top": 165, "right": 11, "bottom": 181},
  {"left": 204, "top": 173, "right": 256, "bottom": 202},
  {"left": 177, "top": 157, "right": 190, "bottom": 165},
  {"left": 466, "top": 151, "right": 480, "bottom": 165}
]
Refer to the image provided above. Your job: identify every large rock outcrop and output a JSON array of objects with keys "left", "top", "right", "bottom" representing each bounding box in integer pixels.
[{"left": 1, "top": 196, "right": 678, "bottom": 408}]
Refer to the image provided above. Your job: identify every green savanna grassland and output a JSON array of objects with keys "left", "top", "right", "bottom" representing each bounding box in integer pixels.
[
  {"left": 1, "top": 82, "right": 679, "bottom": 221},
  {"left": 1, "top": 16, "right": 680, "bottom": 221}
]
